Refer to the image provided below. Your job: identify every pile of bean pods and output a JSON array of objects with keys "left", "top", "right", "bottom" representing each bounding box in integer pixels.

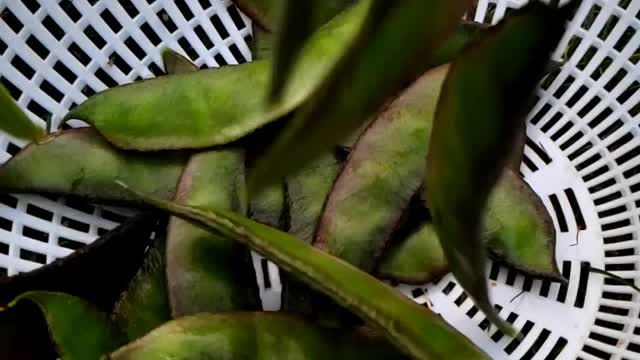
[{"left": 0, "top": 1, "right": 577, "bottom": 359}]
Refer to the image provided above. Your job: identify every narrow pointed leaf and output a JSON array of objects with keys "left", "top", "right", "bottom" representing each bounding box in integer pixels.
[
  {"left": 315, "top": 65, "right": 448, "bottom": 272},
  {"left": 250, "top": 0, "right": 471, "bottom": 190},
  {"left": 113, "top": 236, "right": 171, "bottom": 341},
  {"left": 108, "top": 313, "right": 403, "bottom": 360},
  {"left": 425, "top": 2, "right": 572, "bottom": 335},
  {"left": 0, "top": 128, "right": 187, "bottom": 203},
  {"left": 0, "top": 84, "right": 46, "bottom": 142},
  {"left": 64, "top": 3, "right": 369, "bottom": 151},
  {"left": 121, "top": 187, "right": 487, "bottom": 360},
  {"left": 162, "top": 49, "right": 197, "bottom": 75},
  {"left": 8, "top": 291, "right": 125, "bottom": 360},
  {"left": 269, "top": 0, "right": 355, "bottom": 100},
  {"left": 167, "top": 149, "right": 260, "bottom": 317}
]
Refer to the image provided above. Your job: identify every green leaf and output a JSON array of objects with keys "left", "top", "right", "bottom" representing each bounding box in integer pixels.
[
  {"left": 269, "top": 0, "right": 355, "bottom": 100},
  {"left": 8, "top": 291, "right": 125, "bottom": 360},
  {"left": 120, "top": 185, "right": 488, "bottom": 360},
  {"left": 112, "top": 236, "right": 171, "bottom": 341},
  {"left": 0, "top": 128, "right": 187, "bottom": 203},
  {"left": 425, "top": 1, "right": 572, "bottom": 335},
  {"left": 108, "top": 313, "right": 403, "bottom": 360},
  {"left": 249, "top": 0, "right": 471, "bottom": 191},
  {"left": 166, "top": 149, "right": 260, "bottom": 317},
  {"left": 0, "top": 84, "right": 46, "bottom": 142},
  {"left": 65, "top": 3, "right": 368, "bottom": 151},
  {"left": 161, "top": 49, "right": 197, "bottom": 75}
]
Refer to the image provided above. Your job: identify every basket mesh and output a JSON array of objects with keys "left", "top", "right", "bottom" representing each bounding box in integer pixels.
[{"left": 0, "top": 0, "right": 639, "bottom": 359}]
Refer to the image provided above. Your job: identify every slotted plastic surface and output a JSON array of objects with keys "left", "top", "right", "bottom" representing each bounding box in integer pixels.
[{"left": 0, "top": 0, "right": 639, "bottom": 359}]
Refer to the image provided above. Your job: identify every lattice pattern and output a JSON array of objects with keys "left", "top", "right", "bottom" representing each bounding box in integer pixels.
[
  {"left": 0, "top": 0, "right": 252, "bottom": 276},
  {"left": 0, "top": 1, "right": 639, "bottom": 359}
]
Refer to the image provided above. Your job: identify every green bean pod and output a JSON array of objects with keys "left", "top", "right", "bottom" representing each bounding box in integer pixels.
[
  {"left": 126, "top": 189, "right": 488, "bottom": 360},
  {"left": 65, "top": 2, "right": 370, "bottom": 151},
  {"left": 166, "top": 149, "right": 260, "bottom": 317},
  {"left": 287, "top": 153, "right": 342, "bottom": 243},
  {"left": 6, "top": 291, "right": 125, "bottom": 360},
  {"left": 315, "top": 65, "right": 448, "bottom": 272},
  {"left": 377, "top": 171, "right": 559, "bottom": 284},
  {"left": 113, "top": 236, "right": 171, "bottom": 341},
  {"left": 249, "top": 182, "right": 286, "bottom": 229},
  {"left": 486, "top": 171, "right": 560, "bottom": 278},
  {"left": 377, "top": 223, "right": 447, "bottom": 284},
  {"left": 108, "top": 313, "right": 404, "bottom": 360},
  {"left": 0, "top": 128, "right": 187, "bottom": 203}
]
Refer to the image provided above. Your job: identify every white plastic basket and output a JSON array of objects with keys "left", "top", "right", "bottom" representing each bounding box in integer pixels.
[{"left": 0, "top": 0, "right": 638, "bottom": 359}]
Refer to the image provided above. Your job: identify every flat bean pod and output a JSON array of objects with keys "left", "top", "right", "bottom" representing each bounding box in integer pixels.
[
  {"left": 108, "top": 313, "right": 404, "bottom": 360},
  {"left": 486, "top": 171, "right": 560, "bottom": 278},
  {"left": 126, "top": 190, "right": 488, "bottom": 360},
  {"left": 65, "top": 2, "right": 370, "bottom": 151},
  {"left": 166, "top": 149, "right": 260, "bottom": 317},
  {"left": 377, "top": 223, "right": 447, "bottom": 284},
  {"left": 377, "top": 171, "right": 559, "bottom": 283},
  {"left": 0, "top": 128, "right": 187, "bottom": 203},
  {"left": 315, "top": 65, "right": 448, "bottom": 272}
]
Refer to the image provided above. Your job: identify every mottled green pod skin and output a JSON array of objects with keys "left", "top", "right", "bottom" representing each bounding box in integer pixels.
[
  {"left": 113, "top": 236, "right": 171, "bottom": 341},
  {"left": 131, "top": 194, "right": 488, "bottom": 360},
  {"left": 167, "top": 149, "right": 260, "bottom": 317},
  {"left": 249, "top": 182, "right": 286, "bottom": 229},
  {"left": 425, "top": 2, "right": 570, "bottom": 334},
  {"left": 0, "top": 128, "right": 187, "bottom": 203},
  {"left": 108, "top": 313, "right": 404, "bottom": 360},
  {"left": 377, "top": 223, "right": 447, "bottom": 284},
  {"left": 288, "top": 154, "right": 341, "bottom": 243},
  {"left": 486, "top": 171, "right": 560, "bottom": 278},
  {"left": 377, "top": 172, "right": 558, "bottom": 283},
  {"left": 250, "top": 0, "right": 472, "bottom": 190},
  {"left": 65, "top": 3, "right": 369, "bottom": 151},
  {"left": 281, "top": 153, "right": 348, "bottom": 324},
  {"left": 162, "top": 49, "right": 197, "bottom": 75},
  {"left": 0, "top": 84, "right": 46, "bottom": 143},
  {"left": 10, "top": 291, "right": 125, "bottom": 360},
  {"left": 316, "top": 66, "right": 448, "bottom": 272}
]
